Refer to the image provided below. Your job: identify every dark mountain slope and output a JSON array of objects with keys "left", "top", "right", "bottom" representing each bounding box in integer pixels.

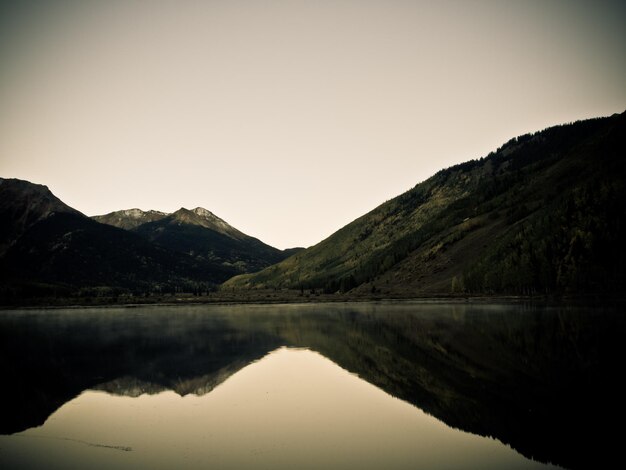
[
  {"left": 225, "top": 112, "right": 626, "bottom": 296},
  {"left": 0, "top": 178, "right": 81, "bottom": 256},
  {"left": 0, "top": 180, "right": 243, "bottom": 300},
  {"left": 0, "top": 212, "right": 236, "bottom": 298}
]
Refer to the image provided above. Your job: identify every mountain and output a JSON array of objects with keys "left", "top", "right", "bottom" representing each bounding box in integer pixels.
[
  {"left": 96, "top": 206, "right": 299, "bottom": 274},
  {"left": 92, "top": 208, "right": 167, "bottom": 230},
  {"left": 225, "top": 111, "right": 626, "bottom": 296},
  {"left": 0, "top": 178, "right": 81, "bottom": 256},
  {"left": 0, "top": 180, "right": 239, "bottom": 300}
]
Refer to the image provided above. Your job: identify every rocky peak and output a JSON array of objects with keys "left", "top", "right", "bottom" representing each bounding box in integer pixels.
[
  {"left": 191, "top": 207, "right": 213, "bottom": 218},
  {"left": 119, "top": 208, "right": 167, "bottom": 219},
  {"left": 93, "top": 208, "right": 168, "bottom": 230},
  {"left": 170, "top": 207, "right": 245, "bottom": 240}
]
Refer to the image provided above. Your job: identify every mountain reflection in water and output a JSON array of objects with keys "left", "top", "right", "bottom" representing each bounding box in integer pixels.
[{"left": 0, "top": 302, "right": 623, "bottom": 469}]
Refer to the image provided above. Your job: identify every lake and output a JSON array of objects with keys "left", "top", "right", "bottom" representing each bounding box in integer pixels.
[{"left": 0, "top": 302, "right": 623, "bottom": 469}]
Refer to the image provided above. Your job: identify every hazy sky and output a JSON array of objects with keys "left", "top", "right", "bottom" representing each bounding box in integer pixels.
[{"left": 1, "top": 1, "right": 625, "bottom": 249}]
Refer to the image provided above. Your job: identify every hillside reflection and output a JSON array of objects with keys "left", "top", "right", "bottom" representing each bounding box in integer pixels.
[{"left": 0, "top": 302, "right": 623, "bottom": 469}]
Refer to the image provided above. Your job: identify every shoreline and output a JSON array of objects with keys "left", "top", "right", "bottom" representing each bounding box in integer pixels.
[{"left": 1, "top": 292, "right": 622, "bottom": 310}]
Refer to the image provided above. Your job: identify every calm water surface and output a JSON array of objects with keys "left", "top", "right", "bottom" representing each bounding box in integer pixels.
[{"left": 0, "top": 302, "right": 623, "bottom": 469}]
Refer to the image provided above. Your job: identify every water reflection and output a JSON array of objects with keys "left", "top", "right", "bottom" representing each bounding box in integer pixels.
[
  {"left": 2, "top": 348, "right": 555, "bottom": 470},
  {"left": 0, "top": 302, "right": 623, "bottom": 469}
]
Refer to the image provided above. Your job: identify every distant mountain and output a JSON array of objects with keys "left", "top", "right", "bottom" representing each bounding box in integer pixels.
[
  {"left": 95, "top": 206, "right": 298, "bottom": 274},
  {"left": 225, "top": 111, "right": 626, "bottom": 296},
  {"left": 0, "top": 180, "right": 240, "bottom": 300},
  {"left": 92, "top": 208, "right": 167, "bottom": 230},
  {"left": 166, "top": 207, "right": 247, "bottom": 239}
]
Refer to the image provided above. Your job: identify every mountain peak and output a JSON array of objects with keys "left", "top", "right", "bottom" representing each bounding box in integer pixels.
[
  {"left": 171, "top": 207, "right": 244, "bottom": 240},
  {"left": 94, "top": 205, "right": 247, "bottom": 241},
  {"left": 191, "top": 207, "right": 213, "bottom": 218}
]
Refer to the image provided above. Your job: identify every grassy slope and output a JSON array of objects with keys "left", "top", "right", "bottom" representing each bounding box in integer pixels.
[{"left": 225, "top": 112, "right": 626, "bottom": 295}]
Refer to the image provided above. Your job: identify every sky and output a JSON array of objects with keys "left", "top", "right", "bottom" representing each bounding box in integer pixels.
[{"left": 1, "top": 1, "right": 625, "bottom": 249}]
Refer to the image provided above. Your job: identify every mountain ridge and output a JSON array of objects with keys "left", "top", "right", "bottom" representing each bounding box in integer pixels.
[
  {"left": 0, "top": 208, "right": 237, "bottom": 299},
  {"left": 93, "top": 206, "right": 246, "bottom": 240},
  {"left": 93, "top": 205, "right": 299, "bottom": 274},
  {"left": 92, "top": 208, "right": 168, "bottom": 230},
  {"left": 0, "top": 179, "right": 301, "bottom": 301}
]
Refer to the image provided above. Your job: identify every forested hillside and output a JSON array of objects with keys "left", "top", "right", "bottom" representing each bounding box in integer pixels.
[{"left": 225, "top": 112, "right": 626, "bottom": 296}]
